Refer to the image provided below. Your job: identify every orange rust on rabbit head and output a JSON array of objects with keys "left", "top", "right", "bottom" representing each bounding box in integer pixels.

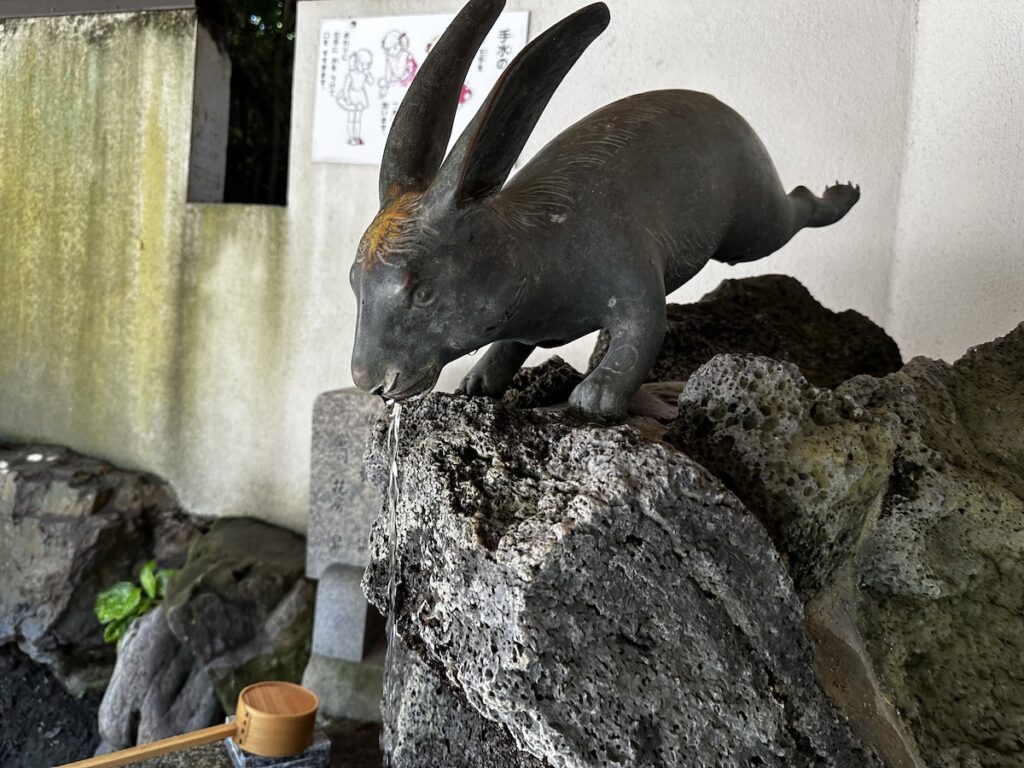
[{"left": 358, "top": 191, "right": 424, "bottom": 269}]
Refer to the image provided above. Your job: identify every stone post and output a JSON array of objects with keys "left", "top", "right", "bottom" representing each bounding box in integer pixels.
[{"left": 301, "top": 389, "right": 386, "bottom": 723}]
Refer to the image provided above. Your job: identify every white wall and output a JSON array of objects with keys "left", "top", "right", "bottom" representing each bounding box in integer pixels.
[
  {"left": 292, "top": 0, "right": 922, "bottom": 393},
  {"left": 888, "top": 0, "right": 1024, "bottom": 363}
]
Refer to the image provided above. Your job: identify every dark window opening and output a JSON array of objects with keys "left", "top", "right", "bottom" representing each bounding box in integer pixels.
[{"left": 193, "top": 0, "right": 296, "bottom": 206}]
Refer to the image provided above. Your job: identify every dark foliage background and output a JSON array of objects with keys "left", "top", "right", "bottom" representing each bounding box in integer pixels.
[{"left": 200, "top": 0, "right": 296, "bottom": 205}]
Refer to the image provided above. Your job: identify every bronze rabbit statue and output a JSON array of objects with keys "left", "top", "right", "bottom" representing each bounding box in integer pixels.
[{"left": 349, "top": 0, "right": 860, "bottom": 421}]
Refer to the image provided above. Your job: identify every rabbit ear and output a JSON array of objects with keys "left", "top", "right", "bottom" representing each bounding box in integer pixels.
[
  {"left": 425, "top": 3, "right": 610, "bottom": 208},
  {"left": 379, "top": 0, "right": 506, "bottom": 206}
]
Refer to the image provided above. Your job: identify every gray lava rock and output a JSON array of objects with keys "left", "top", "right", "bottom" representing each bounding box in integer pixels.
[
  {"left": 590, "top": 275, "right": 902, "bottom": 389},
  {"left": 501, "top": 356, "right": 585, "bottom": 410},
  {"left": 363, "top": 395, "right": 878, "bottom": 768},
  {"left": 0, "top": 443, "right": 199, "bottom": 694},
  {"left": 845, "top": 326, "right": 1024, "bottom": 768},
  {"left": 667, "top": 355, "right": 896, "bottom": 592},
  {"left": 383, "top": 639, "right": 543, "bottom": 768},
  {"left": 671, "top": 323, "right": 1024, "bottom": 767},
  {"left": 98, "top": 607, "right": 222, "bottom": 749},
  {"left": 503, "top": 358, "right": 682, "bottom": 431},
  {"left": 164, "top": 518, "right": 315, "bottom": 712}
]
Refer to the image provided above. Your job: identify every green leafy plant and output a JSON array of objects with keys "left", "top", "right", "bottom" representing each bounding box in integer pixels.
[{"left": 94, "top": 560, "right": 176, "bottom": 645}]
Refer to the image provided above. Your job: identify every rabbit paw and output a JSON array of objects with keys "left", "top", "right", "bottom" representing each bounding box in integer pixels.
[
  {"left": 458, "top": 370, "right": 505, "bottom": 399},
  {"left": 823, "top": 180, "right": 861, "bottom": 209},
  {"left": 568, "top": 372, "right": 629, "bottom": 423}
]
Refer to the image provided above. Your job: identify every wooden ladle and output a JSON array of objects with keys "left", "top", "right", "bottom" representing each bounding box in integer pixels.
[{"left": 59, "top": 681, "right": 320, "bottom": 768}]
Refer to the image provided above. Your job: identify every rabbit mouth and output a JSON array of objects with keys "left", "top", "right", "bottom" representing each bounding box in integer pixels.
[{"left": 383, "top": 368, "right": 439, "bottom": 401}]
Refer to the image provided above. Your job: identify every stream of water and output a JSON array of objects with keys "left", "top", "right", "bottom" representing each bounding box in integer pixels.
[{"left": 382, "top": 400, "right": 402, "bottom": 763}]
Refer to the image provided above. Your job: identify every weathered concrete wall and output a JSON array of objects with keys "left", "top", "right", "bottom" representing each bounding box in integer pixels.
[
  {"left": 0, "top": 12, "right": 198, "bottom": 488},
  {"left": 0, "top": 12, "right": 194, "bottom": 453},
  {"left": 0, "top": 13, "right": 303, "bottom": 529}
]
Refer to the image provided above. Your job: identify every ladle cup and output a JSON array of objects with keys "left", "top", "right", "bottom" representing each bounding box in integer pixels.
[{"left": 58, "top": 681, "right": 319, "bottom": 767}]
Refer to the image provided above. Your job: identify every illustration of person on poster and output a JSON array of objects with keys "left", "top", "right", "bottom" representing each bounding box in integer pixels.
[
  {"left": 379, "top": 31, "right": 418, "bottom": 99},
  {"left": 312, "top": 12, "right": 529, "bottom": 164},
  {"left": 337, "top": 49, "right": 373, "bottom": 145}
]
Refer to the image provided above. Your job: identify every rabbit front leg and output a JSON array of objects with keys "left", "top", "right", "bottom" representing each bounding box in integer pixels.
[
  {"left": 569, "top": 298, "right": 666, "bottom": 423},
  {"left": 459, "top": 340, "right": 535, "bottom": 398}
]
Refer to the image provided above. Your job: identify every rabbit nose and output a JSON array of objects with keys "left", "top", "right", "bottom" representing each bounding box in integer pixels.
[{"left": 351, "top": 363, "right": 375, "bottom": 392}]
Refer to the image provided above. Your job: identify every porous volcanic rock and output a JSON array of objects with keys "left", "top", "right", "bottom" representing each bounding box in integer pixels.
[
  {"left": 501, "top": 356, "right": 585, "bottom": 410},
  {"left": 0, "top": 443, "right": 199, "bottom": 693},
  {"left": 671, "top": 323, "right": 1024, "bottom": 767},
  {"left": 667, "top": 355, "right": 895, "bottom": 592},
  {"left": 384, "top": 639, "right": 545, "bottom": 768},
  {"left": 589, "top": 275, "right": 902, "bottom": 388},
  {"left": 363, "top": 395, "right": 879, "bottom": 768},
  {"left": 503, "top": 357, "right": 683, "bottom": 429}
]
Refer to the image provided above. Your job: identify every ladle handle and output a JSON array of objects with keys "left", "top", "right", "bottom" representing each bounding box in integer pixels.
[{"left": 56, "top": 722, "right": 238, "bottom": 768}]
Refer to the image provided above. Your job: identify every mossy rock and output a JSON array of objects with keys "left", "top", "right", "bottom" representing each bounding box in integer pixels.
[
  {"left": 673, "top": 323, "right": 1024, "bottom": 767},
  {"left": 164, "top": 518, "right": 314, "bottom": 711}
]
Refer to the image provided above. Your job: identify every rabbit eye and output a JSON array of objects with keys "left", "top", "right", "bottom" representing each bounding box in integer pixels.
[{"left": 412, "top": 284, "right": 437, "bottom": 307}]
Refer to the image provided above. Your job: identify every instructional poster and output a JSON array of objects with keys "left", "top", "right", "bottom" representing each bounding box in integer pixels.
[{"left": 312, "top": 12, "right": 531, "bottom": 165}]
